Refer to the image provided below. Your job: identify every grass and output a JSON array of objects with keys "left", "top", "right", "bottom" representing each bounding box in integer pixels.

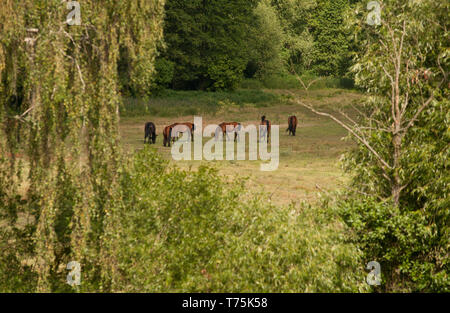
[
  {"left": 240, "top": 74, "right": 355, "bottom": 90},
  {"left": 119, "top": 88, "right": 363, "bottom": 206},
  {"left": 120, "top": 89, "right": 291, "bottom": 118}
]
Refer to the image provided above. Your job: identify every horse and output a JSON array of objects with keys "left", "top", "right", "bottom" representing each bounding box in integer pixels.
[
  {"left": 144, "top": 122, "right": 157, "bottom": 144},
  {"left": 163, "top": 123, "right": 178, "bottom": 147},
  {"left": 259, "top": 115, "right": 271, "bottom": 143},
  {"left": 163, "top": 122, "right": 195, "bottom": 147},
  {"left": 216, "top": 122, "right": 242, "bottom": 141},
  {"left": 172, "top": 122, "right": 195, "bottom": 142},
  {"left": 286, "top": 115, "right": 298, "bottom": 136}
]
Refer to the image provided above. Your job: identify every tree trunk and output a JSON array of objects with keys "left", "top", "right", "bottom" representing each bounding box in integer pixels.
[{"left": 392, "top": 132, "right": 402, "bottom": 206}]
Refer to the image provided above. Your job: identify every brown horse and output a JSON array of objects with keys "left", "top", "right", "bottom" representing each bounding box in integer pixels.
[
  {"left": 163, "top": 123, "right": 178, "bottom": 147},
  {"left": 216, "top": 122, "right": 242, "bottom": 141},
  {"left": 260, "top": 116, "right": 271, "bottom": 143},
  {"left": 163, "top": 122, "right": 195, "bottom": 147},
  {"left": 287, "top": 115, "right": 298, "bottom": 136},
  {"left": 173, "top": 122, "right": 195, "bottom": 142}
]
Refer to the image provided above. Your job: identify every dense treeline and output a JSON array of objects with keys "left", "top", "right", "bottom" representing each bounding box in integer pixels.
[{"left": 129, "top": 0, "right": 356, "bottom": 93}]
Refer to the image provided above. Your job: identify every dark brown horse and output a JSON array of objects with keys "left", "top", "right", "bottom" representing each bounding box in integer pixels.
[
  {"left": 216, "top": 122, "right": 242, "bottom": 141},
  {"left": 144, "top": 122, "right": 157, "bottom": 144},
  {"left": 260, "top": 116, "right": 271, "bottom": 143},
  {"left": 287, "top": 115, "right": 298, "bottom": 136}
]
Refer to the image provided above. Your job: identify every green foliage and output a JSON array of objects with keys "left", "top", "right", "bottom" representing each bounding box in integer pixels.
[
  {"left": 162, "top": 0, "right": 258, "bottom": 90},
  {"left": 114, "top": 147, "right": 368, "bottom": 292},
  {"left": 0, "top": 0, "right": 166, "bottom": 292},
  {"left": 206, "top": 57, "right": 245, "bottom": 91},
  {"left": 157, "top": 0, "right": 355, "bottom": 89},
  {"left": 246, "top": 0, "right": 285, "bottom": 78},
  {"left": 117, "top": 2, "right": 166, "bottom": 98},
  {"left": 309, "top": 0, "right": 351, "bottom": 76},
  {"left": 338, "top": 0, "right": 449, "bottom": 292},
  {"left": 338, "top": 196, "right": 449, "bottom": 292},
  {"left": 242, "top": 74, "right": 354, "bottom": 90},
  {"left": 271, "top": 0, "right": 317, "bottom": 72},
  {"left": 120, "top": 89, "right": 285, "bottom": 117},
  {"left": 151, "top": 58, "right": 175, "bottom": 94}
]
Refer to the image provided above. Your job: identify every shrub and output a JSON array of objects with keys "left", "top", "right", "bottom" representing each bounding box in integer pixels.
[
  {"left": 207, "top": 57, "right": 246, "bottom": 91},
  {"left": 337, "top": 196, "right": 449, "bottom": 292},
  {"left": 151, "top": 58, "right": 175, "bottom": 94},
  {"left": 114, "top": 147, "right": 368, "bottom": 292}
]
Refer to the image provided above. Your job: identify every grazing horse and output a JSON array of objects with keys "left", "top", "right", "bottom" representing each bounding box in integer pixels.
[
  {"left": 216, "top": 122, "right": 242, "bottom": 141},
  {"left": 172, "top": 122, "right": 195, "bottom": 142},
  {"left": 259, "top": 115, "right": 271, "bottom": 143},
  {"left": 163, "top": 123, "right": 178, "bottom": 147},
  {"left": 144, "top": 122, "right": 157, "bottom": 144},
  {"left": 286, "top": 115, "right": 298, "bottom": 136},
  {"left": 163, "top": 122, "right": 195, "bottom": 147}
]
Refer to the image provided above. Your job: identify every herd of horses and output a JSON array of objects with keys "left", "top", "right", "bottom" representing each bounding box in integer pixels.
[{"left": 144, "top": 115, "right": 298, "bottom": 146}]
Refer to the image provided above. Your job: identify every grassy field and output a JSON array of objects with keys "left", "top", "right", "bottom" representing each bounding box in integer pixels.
[{"left": 119, "top": 88, "right": 363, "bottom": 206}]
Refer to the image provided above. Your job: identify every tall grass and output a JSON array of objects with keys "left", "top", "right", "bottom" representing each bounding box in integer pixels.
[
  {"left": 240, "top": 74, "right": 355, "bottom": 90},
  {"left": 120, "top": 75, "right": 355, "bottom": 119},
  {"left": 120, "top": 89, "right": 288, "bottom": 117}
]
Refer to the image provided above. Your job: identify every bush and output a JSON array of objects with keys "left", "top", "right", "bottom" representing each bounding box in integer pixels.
[
  {"left": 151, "top": 58, "right": 175, "bottom": 94},
  {"left": 207, "top": 57, "right": 246, "bottom": 91},
  {"left": 337, "top": 196, "right": 449, "bottom": 292},
  {"left": 114, "top": 147, "right": 368, "bottom": 292}
]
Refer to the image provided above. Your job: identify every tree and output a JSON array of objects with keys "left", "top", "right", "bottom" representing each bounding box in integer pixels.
[
  {"left": 309, "top": 0, "right": 351, "bottom": 76},
  {"left": 271, "top": 0, "right": 317, "bottom": 72},
  {"left": 0, "top": 0, "right": 165, "bottom": 292},
  {"left": 246, "top": 0, "right": 285, "bottom": 78},
  {"left": 161, "top": 0, "right": 258, "bottom": 90},
  {"left": 291, "top": 0, "right": 448, "bottom": 291}
]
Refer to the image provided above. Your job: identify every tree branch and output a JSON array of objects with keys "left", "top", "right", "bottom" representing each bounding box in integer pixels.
[{"left": 287, "top": 91, "right": 393, "bottom": 177}]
